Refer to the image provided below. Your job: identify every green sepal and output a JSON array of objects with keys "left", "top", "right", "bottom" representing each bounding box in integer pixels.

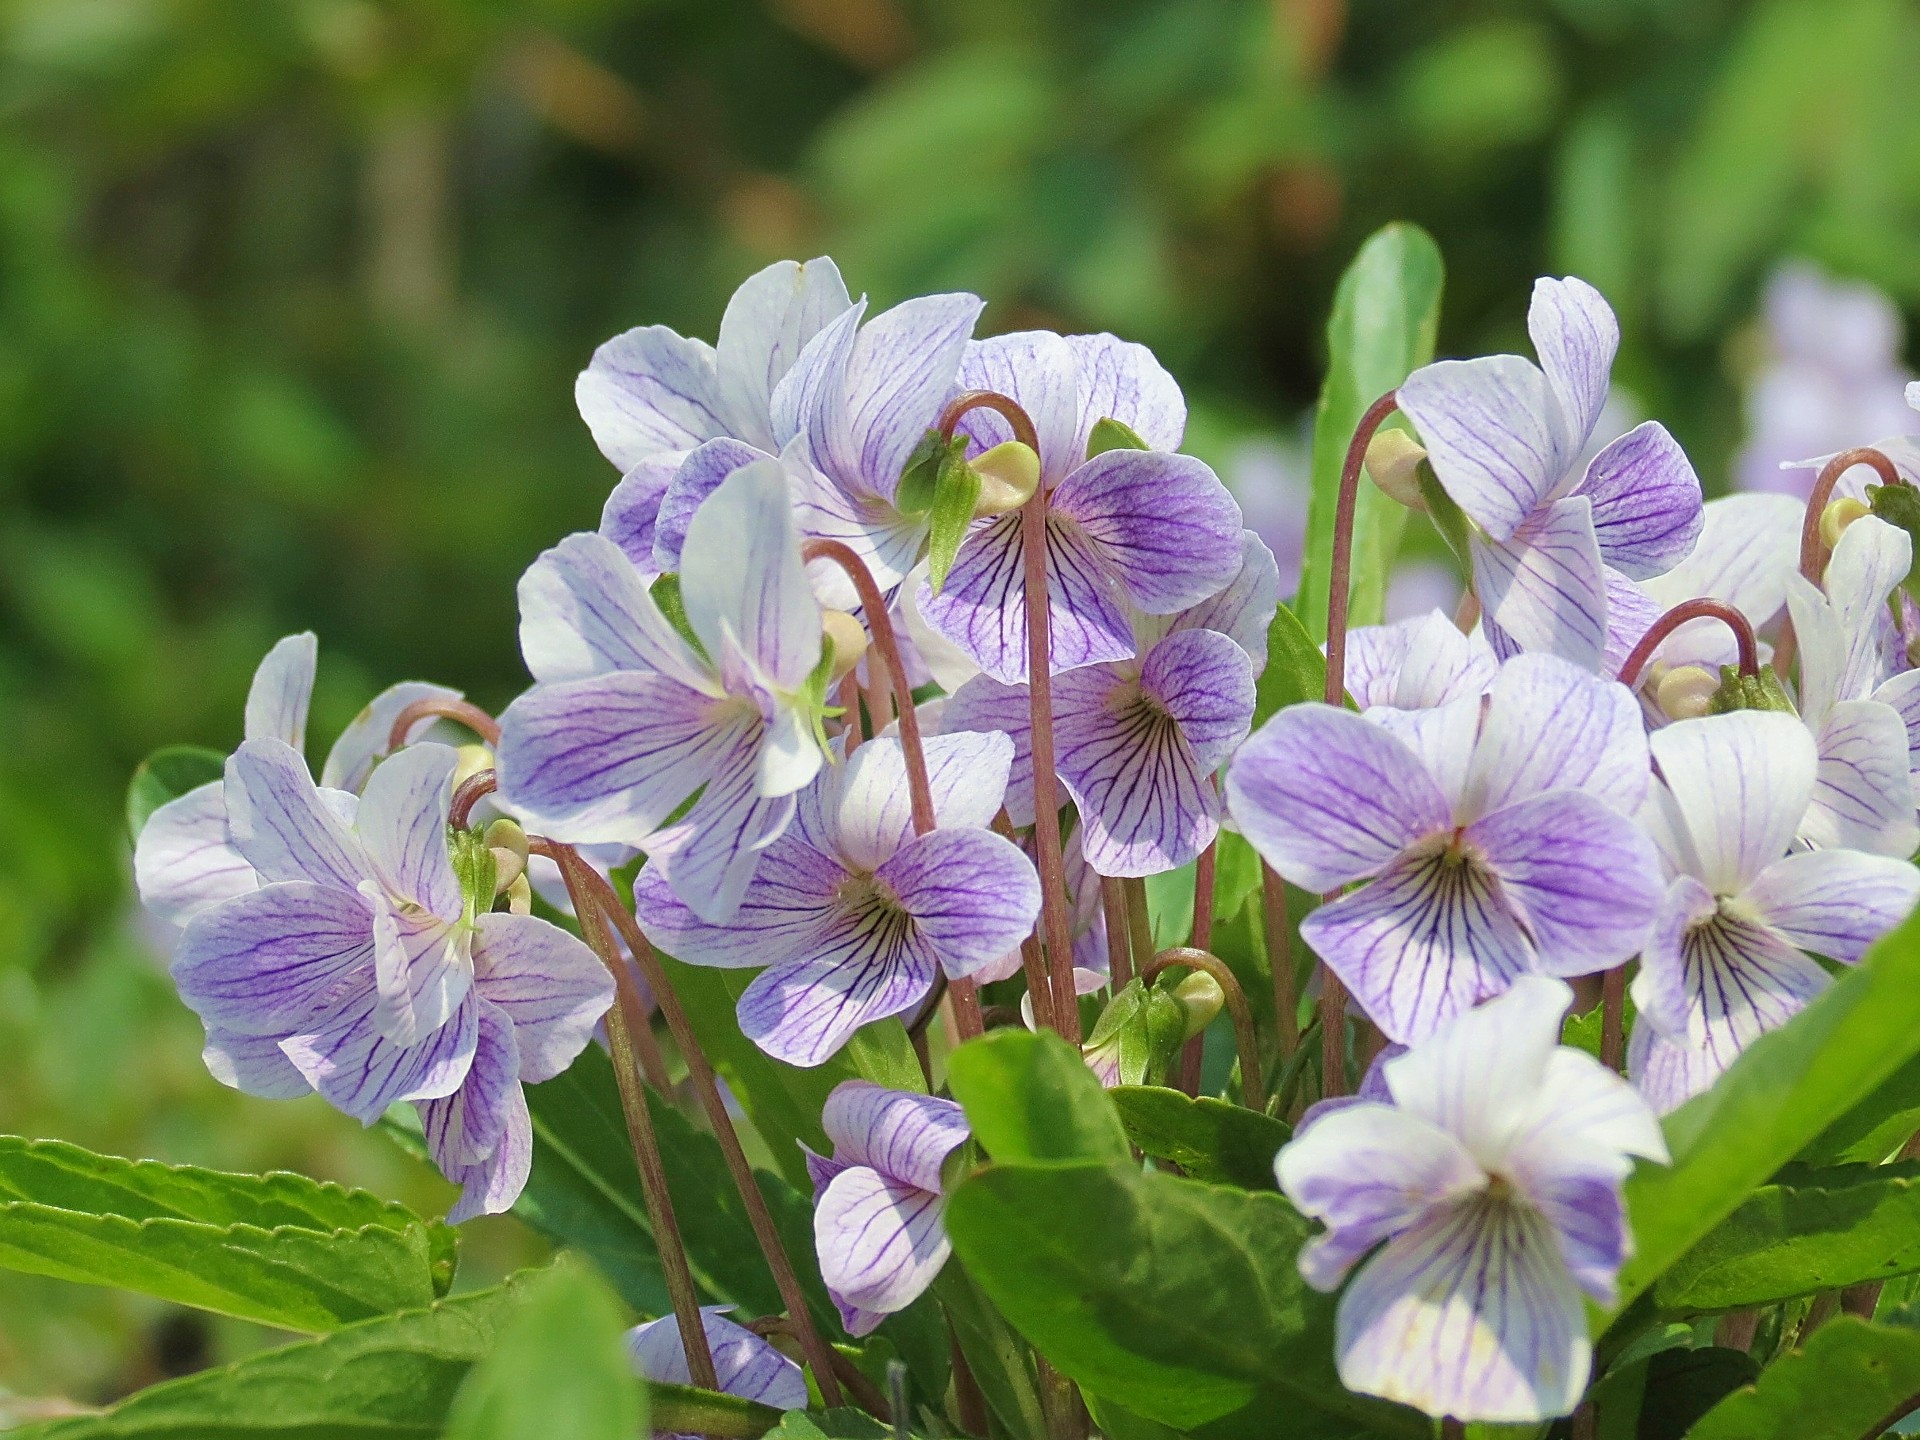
[
  {"left": 650, "top": 573, "right": 709, "bottom": 662},
  {"left": 1086, "top": 416, "right": 1149, "bottom": 458},
  {"left": 127, "top": 744, "right": 226, "bottom": 842},
  {"left": 1708, "top": 664, "right": 1797, "bottom": 715},
  {"left": 448, "top": 826, "right": 498, "bottom": 922},
  {"left": 895, "top": 428, "right": 967, "bottom": 517},
  {"left": 798, "top": 637, "right": 842, "bottom": 755},
  {"left": 1415, "top": 461, "right": 1474, "bottom": 570},
  {"left": 925, "top": 446, "right": 983, "bottom": 593},
  {"left": 1083, "top": 978, "right": 1189, "bottom": 1088},
  {"left": 1868, "top": 480, "right": 1920, "bottom": 551}
]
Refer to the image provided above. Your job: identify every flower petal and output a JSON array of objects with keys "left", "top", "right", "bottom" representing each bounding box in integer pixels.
[
  {"left": 1399, "top": 354, "right": 1570, "bottom": 542},
  {"left": 244, "top": 633, "right": 318, "bottom": 750},
  {"left": 828, "top": 731, "right": 1014, "bottom": 872},
  {"left": 319, "top": 681, "right": 465, "bottom": 795},
  {"left": 1051, "top": 449, "right": 1244, "bottom": 614},
  {"left": 632, "top": 834, "right": 841, "bottom": 969},
  {"left": 173, "top": 882, "right": 374, "bottom": 1036},
  {"left": 642, "top": 734, "right": 804, "bottom": 925},
  {"left": 1159, "top": 530, "right": 1280, "bottom": 671},
  {"left": 1627, "top": 1019, "right": 1725, "bottom": 1116},
  {"left": 650, "top": 437, "right": 769, "bottom": 573},
  {"left": 598, "top": 453, "right": 678, "bottom": 579},
  {"left": 1804, "top": 699, "right": 1920, "bottom": 856},
  {"left": 954, "top": 331, "right": 1082, "bottom": 487},
  {"left": 940, "top": 673, "right": 1038, "bottom": 825},
  {"left": 1227, "top": 704, "right": 1451, "bottom": 893},
  {"left": 420, "top": 998, "right": 520, "bottom": 1170},
  {"left": 820, "top": 1081, "right": 969, "bottom": 1192},
  {"left": 680, "top": 459, "right": 822, "bottom": 692},
  {"left": 814, "top": 1166, "right": 950, "bottom": 1324},
  {"left": 1649, "top": 712, "right": 1815, "bottom": 893},
  {"left": 629, "top": 1310, "right": 809, "bottom": 1408},
  {"left": 1529, "top": 276, "right": 1616, "bottom": 447},
  {"left": 1470, "top": 496, "right": 1608, "bottom": 671},
  {"left": 1746, "top": 848, "right": 1920, "bottom": 963},
  {"left": 135, "top": 782, "right": 256, "bottom": 926},
  {"left": 1640, "top": 493, "right": 1804, "bottom": 663},
  {"left": 790, "top": 447, "right": 925, "bottom": 609},
  {"left": 356, "top": 742, "right": 462, "bottom": 920},
  {"left": 713, "top": 257, "right": 851, "bottom": 450},
  {"left": 1464, "top": 652, "right": 1651, "bottom": 818},
  {"left": 517, "top": 531, "right": 706, "bottom": 688},
  {"left": 470, "top": 912, "right": 616, "bottom": 1083},
  {"left": 202, "top": 1027, "right": 312, "bottom": 1099},
  {"left": 877, "top": 827, "right": 1041, "bottom": 979},
  {"left": 1574, "top": 421, "right": 1702, "bottom": 579},
  {"left": 1065, "top": 333, "right": 1186, "bottom": 458},
  {"left": 281, "top": 987, "right": 479, "bottom": 1123},
  {"left": 225, "top": 739, "right": 372, "bottom": 892},
  {"left": 425, "top": 1077, "right": 531, "bottom": 1225},
  {"left": 735, "top": 911, "right": 937, "bottom": 1066},
  {"left": 367, "top": 891, "right": 472, "bottom": 1047},
  {"left": 842, "top": 293, "right": 983, "bottom": 500},
  {"left": 1347, "top": 611, "right": 1498, "bottom": 712},
  {"left": 576, "top": 326, "right": 722, "bottom": 472}
]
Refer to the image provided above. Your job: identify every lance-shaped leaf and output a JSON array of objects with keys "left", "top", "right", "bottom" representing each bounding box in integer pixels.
[
  {"left": 1657, "top": 1163, "right": 1920, "bottom": 1311},
  {"left": 1109, "top": 1087, "right": 1290, "bottom": 1190},
  {"left": 0, "top": 1135, "right": 453, "bottom": 1333},
  {"left": 1294, "top": 223, "right": 1445, "bottom": 641},
  {"left": 1800, "top": 1046, "right": 1920, "bottom": 1167},
  {"left": 1252, "top": 602, "right": 1333, "bottom": 726},
  {"left": 1683, "top": 1318, "right": 1920, "bottom": 1440}
]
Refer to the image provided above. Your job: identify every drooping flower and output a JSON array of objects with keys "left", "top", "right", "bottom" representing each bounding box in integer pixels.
[
  {"left": 168, "top": 739, "right": 612, "bottom": 1221},
  {"left": 1343, "top": 609, "right": 1498, "bottom": 712},
  {"left": 917, "top": 330, "right": 1246, "bottom": 683},
  {"left": 1629, "top": 711, "right": 1920, "bottom": 1114},
  {"left": 632, "top": 732, "right": 1040, "bottom": 1065},
  {"left": 628, "top": 1307, "right": 807, "bottom": 1429},
  {"left": 578, "top": 257, "right": 853, "bottom": 577},
  {"left": 135, "top": 631, "right": 463, "bottom": 927},
  {"left": 802, "top": 1081, "right": 970, "bottom": 1335},
  {"left": 1227, "top": 653, "right": 1663, "bottom": 1043},
  {"left": 1277, "top": 976, "right": 1668, "bottom": 1422},
  {"left": 1398, "top": 276, "right": 1703, "bottom": 670},
  {"left": 942, "top": 531, "right": 1276, "bottom": 876},
  {"left": 497, "top": 461, "right": 834, "bottom": 923}
]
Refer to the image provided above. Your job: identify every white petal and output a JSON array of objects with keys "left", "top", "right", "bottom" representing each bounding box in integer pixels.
[
  {"left": 1648, "top": 712, "right": 1815, "bottom": 892},
  {"left": 244, "top": 633, "right": 318, "bottom": 750}
]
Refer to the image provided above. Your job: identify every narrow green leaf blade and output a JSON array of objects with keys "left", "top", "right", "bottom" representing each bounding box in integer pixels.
[
  {"left": 1294, "top": 222, "right": 1445, "bottom": 641},
  {"left": 946, "top": 1029, "right": 1130, "bottom": 1164},
  {"left": 1109, "top": 1087, "right": 1290, "bottom": 1190},
  {"left": 1683, "top": 1318, "right": 1920, "bottom": 1440},
  {"left": 1252, "top": 602, "right": 1333, "bottom": 727}
]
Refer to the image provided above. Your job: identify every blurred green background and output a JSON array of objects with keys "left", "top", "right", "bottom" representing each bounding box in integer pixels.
[{"left": 3, "top": 0, "right": 1918, "bottom": 1412}]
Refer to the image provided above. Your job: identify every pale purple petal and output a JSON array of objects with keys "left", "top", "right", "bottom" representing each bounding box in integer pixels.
[
  {"left": 649, "top": 437, "right": 768, "bottom": 574},
  {"left": 1628, "top": 1020, "right": 1725, "bottom": 1117},
  {"left": 735, "top": 913, "right": 937, "bottom": 1067},
  {"left": 1399, "top": 354, "right": 1570, "bottom": 542},
  {"left": 1464, "top": 652, "right": 1651, "bottom": 818},
  {"left": 1276, "top": 1102, "right": 1483, "bottom": 1291},
  {"left": 202, "top": 1027, "right": 312, "bottom": 1099},
  {"left": 1468, "top": 793, "right": 1660, "bottom": 976},
  {"left": 225, "top": 739, "right": 372, "bottom": 892},
  {"left": 1365, "top": 698, "right": 1481, "bottom": 816},
  {"left": 680, "top": 459, "right": 822, "bottom": 691},
  {"left": 940, "top": 674, "right": 1037, "bottom": 825},
  {"left": 1064, "top": 333, "right": 1186, "bottom": 458},
  {"left": 1346, "top": 611, "right": 1497, "bottom": 712},
  {"left": 173, "top": 886, "right": 375, "bottom": 1037},
  {"left": 420, "top": 999, "right": 520, "bottom": 1171},
  {"left": 319, "top": 681, "right": 465, "bottom": 795},
  {"left": 244, "top": 633, "right": 317, "bottom": 750},
  {"left": 1804, "top": 699, "right": 1920, "bottom": 856},
  {"left": 877, "top": 828, "right": 1041, "bottom": 979},
  {"left": 356, "top": 742, "right": 461, "bottom": 920},
  {"left": 576, "top": 326, "right": 722, "bottom": 472},
  {"left": 1505, "top": 1047, "right": 1668, "bottom": 1175},
  {"left": 1159, "top": 530, "right": 1280, "bottom": 671},
  {"left": 1145, "top": 627, "right": 1256, "bottom": 770},
  {"left": 828, "top": 732, "right": 1013, "bottom": 873},
  {"left": 1574, "top": 421, "right": 1702, "bottom": 579},
  {"left": 1528, "top": 275, "right": 1617, "bottom": 450},
  {"left": 713, "top": 257, "right": 851, "bottom": 449},
  {"left": 842, "top": 293, "right": 983, "bottom": 499},
  {"left": 1601, "top": 569, "right": 1664, "bottom": 682},
  {"left": 470, "top": 912, "right": 615, "bottom": 1083},
  {"left": 1648, "top": 712, "right": 1815, "bottom": 893},
  {"left": 629, "top": 1309, "right": 808, "bottom": 1409},
  {"left": 281, "top": 988, "right": 478, "bottom": 1124},
  {"left": 135, "top": 782, "right": 256, "bottom": 926},
  {"left": 1050, "top": 449, "right": 1244, "bottom": 614},
  {"left": 790, "top": 446, "right": 925, "bottom": 609},
  {"left": 820, "top": 1081, "right": 969, "bottom": 1192},
  {"left": 1746, "top": 848, "right": 1920, "bottom": 962},
  {"left": 770, "top": 301, "right": 863, "bottom": 482},
  {"left": 367, "top": 891, "right": 472, "bottom": 1047},
  {"left": 517, "top": 531, "right": 706, "bottom": 688},
  {"left": 641, "top": 734, "right": 802, "bottom": 925},
  {"left": 632, "top": 837, "right": 839, "bottom": 969},
  {"left": 1469, "top": 497, "right": 1608, "bottom": 671},
  {"left": 814, "top": 1166, "right": 950, "bottom": 1326},
  {"left": 1640, "top": 493, "right": 1804, "bottom": 663},
  {"left": 1873, "top": 667, "right": 1920, "bottom": 783},
  {"left": 1227, "top": 705, "right": 1451, "bottom": 893},
  {"left": 426, "top": 1079, "right": 531, "bottom": 1225},
  {"left": 954, "top": 331, "right": 1081, "bottom": 487},
  {"left": 598, "top": 453, "right": 678, "bottom": 579}
]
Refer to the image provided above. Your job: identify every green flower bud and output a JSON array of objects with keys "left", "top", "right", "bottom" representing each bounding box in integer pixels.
[
  {"left": 1082, "top": 979, "right": 1188, "bottom": 1087},
  {"left": 970, "top": 440, "right": 1041, "bottom": 516},
  {"left": 1171, "top": 971, "right": 1226, "bottom": 1041},
  {"left": 1708, "top": 664, "right": 1797, "bottom": 716},
  {"left": 1365, "top": 428, "right": 1429, "bottom": 511},
  {"left": 447, "top": 826, "right": 499, "bottom": 920}
]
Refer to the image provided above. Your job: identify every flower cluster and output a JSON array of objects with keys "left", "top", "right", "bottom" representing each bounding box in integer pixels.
[{"left": 130, "top": 258, "right": 1920, "bottom": 1429}]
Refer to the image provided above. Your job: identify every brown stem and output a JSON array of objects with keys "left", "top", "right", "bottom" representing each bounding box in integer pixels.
[
  {"left": 552, "top": 849, "right": 846, "bottom": 1408},
  {"left": 448, "top": 770, "right": 498, "bottom": 830},
  {"left": 749, "top": 1316, "right": 893, "bottom": 1423},
  {"left": 1440, "top": 1418, "right": 1466, "bottom": 1440},
  {"left": 1262, "top": 863, "right": 1299, "bottom": 1066},
  {"left": 1600, "top": 965, "right": 1626, "bottom": 1074},
  {"left": 1616, "top": 598, "right": 1760, "bottom": 688},
  {"left": 1324, "top": 390, "right": 1402, "bottom": 708},
  {"left": 992, "top": 811, "right": 1056, "bottom": 1034},
  {"left": 1099, "top": 876, "right": 1133, "bottom": 990},
  {"left": 386, "top": 695, "right": 502, "bottom": 751},
  {"left": 1715, "top": 1307, "right": 1760, "bottom": 1352},
  {"left": 938, "top": 390, "right": 1042, "bottom": 453},
  {"left": 1842, "top": 1279, "right": 1885, "bottom": 1320},
  {"left": 1800, "top": 446, "right": 1904, "bottom": 582},
  {"left": 837, "top": 673, "right": 865, "bottom": 754},
  {"left": 542, "top": 843, "right": 715, "bottom": 1390},
  {"left": 1570, "top": 1404, "right": 1596, "bottom": 1440},
  {"left": 1191, "top": 839, "right": 1218, "bottom": 951},
  {"left": 950, "top": 1325, "right": 991, "bottom": 1438},
  {"left": 1140, "top": 948, "right": 1265, "bottom": 1111},
  {"left": 862, "top": 644, "right": 895, "bottom": 743},
  {"left": 1320, "top": 964, "right": 1349, "bottom": 1100}
]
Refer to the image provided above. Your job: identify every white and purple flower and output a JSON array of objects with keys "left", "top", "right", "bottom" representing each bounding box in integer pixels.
[
  {"left": 1228, "top": 653, "right": 1662, "bottom": 1042},
  {"left": 1278, "top": 976, "right": 1667, "bottom": 1422},
  {"left": 627, "top": 1307, "right": 808, "bottom": 1428},
  {"left": 1342, "top": 608, "right": 1498, "bottom": 712},
  {"left": 632, "top": 732, "right": 1040, "bottom": 1066},
  {"left": 803, "top": 1081, "right": 970, "bottom": 1335}
]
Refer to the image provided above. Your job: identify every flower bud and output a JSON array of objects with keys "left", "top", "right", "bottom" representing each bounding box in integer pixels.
[
  {"left": 1819, "top": 496, "right": 1871, "bottom": 551},
  {"left": 970, "top": 441, "right": 1041, "bottom": 515},
  {"left": 1364, "top": 429, "right": 1428, "bottom": 511},
  {"left": 503, "top": 870, "right": 533, "bottom": 916},
  {"left": 482, "top": 818, "right": 529, "bottom": 894},
  {"left": 1171, "top": 971, "right": 1225, "bottom": 1041},
  {"left": 821, "top": 610, "right": 870, "bottom": 683},
  {"left": 1708, "top": 664, "right": 1798, "bottom": 716},
  {"left": 1655, "top": 664, "right": 1719, "bottom": 722}
]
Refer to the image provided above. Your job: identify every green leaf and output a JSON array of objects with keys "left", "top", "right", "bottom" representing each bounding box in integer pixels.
[
  {"left": 925, "top": 443, "right": 982, "bottom": 591},
  {"left": 1657, "top": 1163, "right": 1920, "bottom": 1311},
  {"left": 1588, "top": 1345, "right": 1758, "bottom": 1440},
  {"left": 443, "top": 1257, "right": 643, "bottom": 1440},
  {"left": 894, "top": 428, "right": 957, "bottom": 516},
  {"left": 5, "top": 1274, "right": 529, "bottom": 1439},
  {"left": 930, "top": 1265, "right": 1047, "bottom": 1440},
  {"left": 1683, "top": 1318, "right": 1920, "bottom": 1440},
  {"left": 760, "top": 1409, "right": 898, "bottom": 1438},
  {"left": 647, "top": 1384, "right": 784, "bottom": 1439},
  {"left": 1613, "top": 905, "right": 1920, "bottom": 1321},
  {"left": 945, "top": 1161, "right": 1424, "bottom": 1436},
  {"left": 1801, "top": 1047, "right": 1920, "bottom": 1166},
  {"left": 650, "top": 573, "right": 709, "bottom": 662},
  {"left": 125, "top": 744, "right": 225, "bottom": 842},
  {"left": 0, "top": 1135, "right": 453, "bottom": 1333},
  {"left": 1252, "top": 602, "right": 1333, "bottom": 727},
  {"left": 1293, "top": 222, "right": 1444, "bottom": 641},
  {"left": 1086, "top": 417, "right": 1149, "bottom": 457},
  {"left": 1109, "top": 1086, "right": 1290, "bottom": 1189},
  {"left": 946, "top": 1029, "right": 1131, "bottom": 1164}
]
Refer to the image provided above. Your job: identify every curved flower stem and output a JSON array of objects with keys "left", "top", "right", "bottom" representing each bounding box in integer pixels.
[
  {"left": 1800, "top": 446, "right": 1905, "bottom": 582},
  {"left": 1139, "top": 947, "right": 1265, "bottom": 1111},
  {"left": 940, "top": 390, "right": 1080, "bottom": 1045},
  {"left": 1099, "top": 877, "right": 1133, "bottom": 990},
  {"left": 532, "top": 839, "right": 715, "bottom": 1391},
  {"left": 386, "top": 696, "right": 502, "bottom": 751},
  {"left": 448, "top": 769, "right": 498, "bottom": 830},
  {"left": 802, "top": 538, "right": 981, "bottom": 1044},
  {"left": 1441, "top": 1420, "right": 1466, "bottom": 1440},
  {"left": 993, "top": 810, "right": 1057, "bottom": 1033},
  {"left": 1616, "top": 597, "right": 1762, "bottom": 687},
  {"left": 555, "top": 850, "right": 847, "bottom": 1409},
  {"left": 1262, "top": 863, "right": 1299, "bottom": 1067}
]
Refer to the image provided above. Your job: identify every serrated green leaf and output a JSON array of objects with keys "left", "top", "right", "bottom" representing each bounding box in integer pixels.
[
  {"left": 944, "top": 1161, "right": 1425, "bottom": 1437},
  {"left": 925, "top": 446, "right": 982, "bottom": 591},
  {"left": 1294, "top": 222, "right": 1444, "bottom": 641},
  {"left": 1252, "top": 602, "right": 1333, "bottom": 727},
  {"left": 125, "top": 744, "right": 225, "bottom": 842},
  {"left": 1658, "top": 1162, "right": 1920, "bottom": 1311},
  {"left": 1683, "top": 1318, "right": 1920, "bottom": 1439},
  {"left": 1109, "top": 1086, "right": 1290, "bottom": 1189},
  {"left": 1085, "top": 417, "right": 1149, "bottom": 457},
  {"left": 946, "top": 1028, "right": 1130, "bottom": 1164},
  {"left": 6, "top": 1273, "right": 530, "bottom": 1439},
  {"left": 0, "top": 1136, "right": 452, "bottom": 1332},
  {"left": 443, "top": 1257, "right": 642, "bottom": 1440}
]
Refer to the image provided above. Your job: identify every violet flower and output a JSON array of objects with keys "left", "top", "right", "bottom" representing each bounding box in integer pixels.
[
  {"left": 941, "top": 532, "right": 1275, "bottom": 877},
  {"left": 628, "top": 1307, "right": 807, "bottom": 1427},
  {"left": 918, "top": 330, "right": 1246, "bottom": 683},
  {"left": 578, "top": 257, "right": 853, "bottom": 577},
  {"left": 1629, "top": 711, "right": 1920, "bottom": 1114},
  {"left": 802, "top": 1080, "right": 970, "bottom": 1335},
  {"left": 1343, "top": 609, "right": 1497, "bottom": 712},
  {"left": 497, "top": 461, "right": 834, "bottom": 924},
  {"left": 1278, "top": 977, "right": 1667, "bottom": 1422},
  {"left": 1398, "top": 277, "right": 1702, "bottom": 671},
  {"left": 1227, "top": 653, "right": 1662, "bottom": 1043},
  {"left": 631, "top": 732, "right": 1040, "bottom": 1066},
  {"left": 168, "top": 739, "right": 612, "bottom": 1221},
  {"left": 1627, "top": 492, "right": 1803, "bottom": 681}
]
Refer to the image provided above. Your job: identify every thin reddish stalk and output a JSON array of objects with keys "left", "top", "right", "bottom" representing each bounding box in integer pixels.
[
  {"left": 386, "top": 696, "right": 501, "bottom": 751},
  {"left": 1191, "top": 839, "right": 1218, "bottom": 951},
  {"left": 993, "top": 811, "right": 1056, "bottom": 1033},
  {"left": 1099, "top": 876, "right": 1133, "bottom": 990},
  {"left": 863, "top": 646, "right": 895, "bottom": 742},
  {"left": 749, "top": 1316, "right": 893, "bottom": 1422},
  {"left": 448, "top": 770, "right": 498, "bottom": 829},
  {"left": 1799, "top": 446, "right": 1904, "bottom": 581},
  {"left": 1600, "top": 966, "right": 1627, "bottom": 1074},
  {"left": 1262, "top": 863, "right": 1299, "bottom": 1065},
  {"left": 836, "top": 673, "right": 865, "bottom": 754},
  {"left": 1140, "top": 948, "right": 1265, "bottom": 1110},
  {"left": 1616, "top": 598, "right": 1761, "bottom": 687}
]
